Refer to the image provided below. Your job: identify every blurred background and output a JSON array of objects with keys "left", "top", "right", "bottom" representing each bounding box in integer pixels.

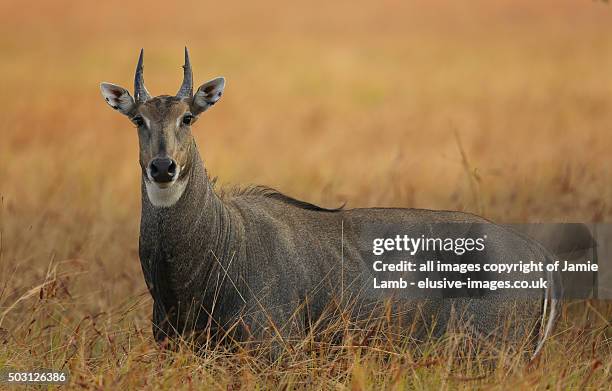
[{"left": 0, "top": 0, "right": 611, "bottom": 340}]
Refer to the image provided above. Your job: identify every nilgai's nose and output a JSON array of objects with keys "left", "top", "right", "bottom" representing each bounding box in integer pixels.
[{"left": 149, "top": 157, "right": 178, "bottom": 183}]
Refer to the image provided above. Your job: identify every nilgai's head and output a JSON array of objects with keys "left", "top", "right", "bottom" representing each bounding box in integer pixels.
[{"left": 100, "top": 48, "right": 224, "bottom": 207}]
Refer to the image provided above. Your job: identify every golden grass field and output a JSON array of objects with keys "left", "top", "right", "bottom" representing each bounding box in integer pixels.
[{"left": 0, "top": 0, "right": 611, "bottom": 389}]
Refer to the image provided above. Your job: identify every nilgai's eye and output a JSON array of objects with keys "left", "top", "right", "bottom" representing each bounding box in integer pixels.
[
  {"left": 132, "top": 115, "right": 144, "bottom": 127},
  {"left": 182, "top": 114, "right": 194, "bottom": 126}
]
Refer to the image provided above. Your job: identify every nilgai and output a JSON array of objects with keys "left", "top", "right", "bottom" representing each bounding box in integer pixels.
[{"left": 100, "top": 48, "right": 560, "bottom": 358}]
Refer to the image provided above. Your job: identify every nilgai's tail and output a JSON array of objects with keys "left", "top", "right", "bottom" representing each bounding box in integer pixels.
[
  {"left": 532, "top": 263, "right": 562, "bottom": 360},
  {"left": 515, "top": 223, "right": 596, "bottom": 360}
]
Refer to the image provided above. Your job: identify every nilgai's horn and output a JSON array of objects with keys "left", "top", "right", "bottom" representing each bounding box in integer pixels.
[
  {"left": 176, "top": 46, "right": 193, "bottom": 99},
  {"left": 134, "top": 48, "right": 151, "bottom": 103}
]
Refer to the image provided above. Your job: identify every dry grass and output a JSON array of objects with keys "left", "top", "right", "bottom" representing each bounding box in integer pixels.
[{"left": 0, "top": 0, "right": 611, "bottom": 388}]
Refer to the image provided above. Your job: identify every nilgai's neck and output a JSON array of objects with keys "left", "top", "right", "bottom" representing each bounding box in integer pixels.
[{"left": 139, "top": 145, "right": 242, "bottom": 304}]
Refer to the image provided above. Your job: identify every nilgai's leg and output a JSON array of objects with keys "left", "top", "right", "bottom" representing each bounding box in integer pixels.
[
  {"left": 152, "top": 300, "right": 177, "bottom": 347},
  {"left": 238, "top": 298, "right": 305, "bottom": 360}
]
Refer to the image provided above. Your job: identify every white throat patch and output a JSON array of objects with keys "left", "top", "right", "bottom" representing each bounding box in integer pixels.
[{"left": 145, "top": 177, "right": 189, "bottom": 208}]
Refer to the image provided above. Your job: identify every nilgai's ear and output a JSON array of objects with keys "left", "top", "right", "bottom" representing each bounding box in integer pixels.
[
  {"left": 191, "top": 77, "right": 225, "bottom": 115},
  {"left": 100, "top": 82, "right": 136, "bottom": 115}
]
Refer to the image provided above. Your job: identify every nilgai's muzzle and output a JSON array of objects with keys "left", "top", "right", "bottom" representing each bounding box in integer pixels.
[{"left": 149, "top": 157, "right": 178, "bottom": 183}]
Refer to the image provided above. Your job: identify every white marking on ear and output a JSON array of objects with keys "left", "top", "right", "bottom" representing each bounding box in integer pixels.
[
  {"left": 193, "top": 77, "right": 225, "bottom": 114},
  {"left": 100, "top": 82, "right": 135, "bottom": 115}
]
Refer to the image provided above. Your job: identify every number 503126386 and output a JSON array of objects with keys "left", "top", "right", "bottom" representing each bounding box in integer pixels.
[{"left": 0, "top": 369, "right": 69, "bottom": 384}]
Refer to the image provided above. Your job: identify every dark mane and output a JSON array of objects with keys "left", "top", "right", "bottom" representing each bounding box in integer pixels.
[{"left": 221, "top": 184, "right": 344, "bottom": 212}]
